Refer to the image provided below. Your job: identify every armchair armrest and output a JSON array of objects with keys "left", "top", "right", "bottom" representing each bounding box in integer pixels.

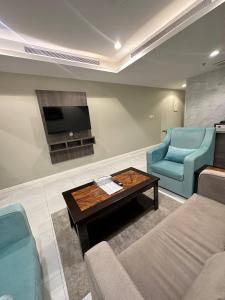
[
  {"left": 183, "top": 128, "right": 215, "bottom": 197},
  {"left": 147, "top": 143, "right": 168, "bottom": 173},
  {"left": 183, "top": 146, "right": 213, "bottom": 198},
  {"left": 184, "top": 127, "right": 215, "bottom": 174},
  {"left": 198, "top": 168, "right": 225, "bottom": 205},
  {"left": 184, "top": 147, "right": 210, "bottom": 175},
  {"left": 0, "top": 203, "right": 32, "bottom": 250},
  {"left": 85, "top": 242, "right": 144, "bottom": 300}
]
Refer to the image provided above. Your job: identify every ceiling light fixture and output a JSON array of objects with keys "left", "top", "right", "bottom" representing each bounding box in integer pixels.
[
  {"left": 182, "top": 83, "right": 186, "bottom": 88},
  {"left": 114, "top": 41, "right": 121, "bottom": 50},
  {"left": 209, "top": 49, "right": 220, "bottom": 58}
]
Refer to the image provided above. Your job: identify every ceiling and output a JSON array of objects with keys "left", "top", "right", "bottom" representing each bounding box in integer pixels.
[
  {"left": 0, "top": 0, "right": 200, "bottom": 60},
  {"left": 0, "top": 0, "right": 225, "bottom": 89}
]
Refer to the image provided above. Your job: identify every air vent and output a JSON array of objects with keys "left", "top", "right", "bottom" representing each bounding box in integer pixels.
[
  {"left": 214, "top": 60, "right": 225, "bottom": 67},
  {"left": 131, "top": 1, "right": 207, "bottom": 58},
  {"left": 24, "top": 46, "right": 100, "bottom": 65}
]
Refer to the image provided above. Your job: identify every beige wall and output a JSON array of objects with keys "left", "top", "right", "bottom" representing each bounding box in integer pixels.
[{"left": 0, "top": 72, "right": 185, "bottom": 189}]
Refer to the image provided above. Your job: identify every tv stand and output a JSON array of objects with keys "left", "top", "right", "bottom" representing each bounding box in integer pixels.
[
  {"left": 36, "top": 90, "right": 95, "bottom": 164},
  {"left": 49, "top": 136, "right": 95, "bottom": 153}
]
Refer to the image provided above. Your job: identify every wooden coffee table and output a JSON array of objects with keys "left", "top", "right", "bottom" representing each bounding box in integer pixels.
[{"left": 62, "top": 167, "right": 159, "bottom": 255}]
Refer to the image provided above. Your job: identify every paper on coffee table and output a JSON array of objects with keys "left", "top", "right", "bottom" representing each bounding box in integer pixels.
[{"left": 94, "top": 176, "right": 122, "bottom": 195}]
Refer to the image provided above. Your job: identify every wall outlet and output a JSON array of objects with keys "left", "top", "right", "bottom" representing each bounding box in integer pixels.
[{"left": 148, "top": 114, "right": 155, "bottom": 119}]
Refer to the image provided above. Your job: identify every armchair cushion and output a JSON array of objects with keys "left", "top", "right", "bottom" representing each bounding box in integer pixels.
[
  {"left": 151, "top": 160, "right": 184, "bottom": 181},
  {"left": 165, "top": 146, "right": 196, "bottom": 164}
]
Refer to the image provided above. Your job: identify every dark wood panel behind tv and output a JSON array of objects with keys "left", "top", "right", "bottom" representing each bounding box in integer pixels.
[{"left": 36, "top": 90, "right": 95, "bottom": 164}]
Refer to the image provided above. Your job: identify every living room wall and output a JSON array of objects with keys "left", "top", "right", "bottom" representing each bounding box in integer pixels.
[
  {"left": 0, "top": 72, "right": 184, "bottom": 189},
  {"left": 185, "top": 66, "right": 225, "bottom": 127}
]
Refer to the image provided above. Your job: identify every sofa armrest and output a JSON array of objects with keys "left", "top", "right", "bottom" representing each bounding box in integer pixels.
[
  {"left": 85, "top": 242, "right": 144, "bottom": 300},
  {"left": 198, "top": 168, "right": 225, "bottom": 205},
  {"left": 0, "top": 203, "right": 32, "bottom": 250}
]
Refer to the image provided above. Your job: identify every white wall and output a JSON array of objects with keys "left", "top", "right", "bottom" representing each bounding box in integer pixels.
[
  {"left": 0, "top": 72, "right": 184, "bottom": 189},
  {"left": 185, "top": 66, "right": 225, "bottom": 127}
]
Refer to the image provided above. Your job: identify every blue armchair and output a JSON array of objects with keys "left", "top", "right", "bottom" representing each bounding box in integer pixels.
[
  {"left": 0, "top": 203, "right": 42, "bottom": 300},
  {"left": 147, "top": 127, "right": 216, "bottom": 198}
]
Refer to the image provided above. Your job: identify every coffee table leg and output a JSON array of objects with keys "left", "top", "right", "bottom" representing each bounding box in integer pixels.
[
  {"left": 154, "top": 182, "right": 159, "bottom": 210},
  {"left": 68, "top": 209, "right": 74, "bottom": 228},
  {"left": 76, "top": 222, "right": 90, "bottom": 256}
]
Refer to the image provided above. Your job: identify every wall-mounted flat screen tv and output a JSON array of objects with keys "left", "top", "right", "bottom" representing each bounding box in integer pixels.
[{"left": 43, "top": 106, "right": 91, "bottom": 134}]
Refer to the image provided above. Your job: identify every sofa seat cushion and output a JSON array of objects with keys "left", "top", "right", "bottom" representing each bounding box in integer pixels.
[
  {"left": 182, "top": 252, "right": 225, "bottom": 300},
  {"left": 0, "top": 237, "right": 41, "bottom": 300},
  {"left": 151, "top": 160, "right": 184, "bottom": 181},
  {"left": 118, "top": 194, "right": 225, "bottom": 300}
]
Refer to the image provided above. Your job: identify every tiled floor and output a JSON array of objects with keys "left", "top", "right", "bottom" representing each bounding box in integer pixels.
[{"left": 0, "top": 148, "right": 184, "bottom": 300}]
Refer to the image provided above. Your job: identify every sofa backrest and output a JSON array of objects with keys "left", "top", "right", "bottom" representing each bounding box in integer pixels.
[{"left": 170, "top": 128, "right": 206, "bottom": 149}]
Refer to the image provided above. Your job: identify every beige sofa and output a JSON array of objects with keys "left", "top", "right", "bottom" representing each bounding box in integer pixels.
[{"left": 85, "top": 169, "right": 225, "bottom": 300}]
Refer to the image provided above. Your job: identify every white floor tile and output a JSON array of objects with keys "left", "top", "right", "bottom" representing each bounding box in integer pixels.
[
  {"left": 46, "top": 194, "right": 66, "bottom": 214},
  {"left": 43, "top": 272, "right": 64, "bottom": 294},
  {"left": 38, "top": 230, "right": 62, "bottom": 281},
  {"left": 49, "top": 285, "right": 67, "bottom": 300},
  {"left": 0, "top": 194, "right": 14, "bottom": 208},
  {"left": 43, "top": 177, "right": 74, "bottom": 198},
  {"left": 43, "top": 284, "right": 67, "bottom": 300},
  {"left": 83, "top": 292, "right": 92, "bottom": 300}
]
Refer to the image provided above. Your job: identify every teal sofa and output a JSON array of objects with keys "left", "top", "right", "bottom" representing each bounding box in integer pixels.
[
  {"left": 0, "top": 204, "right": 42, "bottom": 300},
  {"left": 147, "top": 127, "right": 216, "bottom": 198}
]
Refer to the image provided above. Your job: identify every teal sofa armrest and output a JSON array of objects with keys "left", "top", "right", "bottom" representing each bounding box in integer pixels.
[{"left": 0, "top": 203, "right": 32, "bottom": 250}]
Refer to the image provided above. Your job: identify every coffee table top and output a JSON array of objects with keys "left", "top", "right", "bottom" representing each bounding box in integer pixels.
[{"left": 63, "top": 167, "right": 159, "bottom": 223}]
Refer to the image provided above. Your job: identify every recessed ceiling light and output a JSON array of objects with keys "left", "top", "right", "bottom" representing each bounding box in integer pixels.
[
  {"left": 114, "top": 41, "right": 121, "bottom": 50},
  {"left": 182, "top": 83, "right": 186, "bottom": 88},
  {"left": 209, "top": 49, "right": 220, "bottom": 58}
]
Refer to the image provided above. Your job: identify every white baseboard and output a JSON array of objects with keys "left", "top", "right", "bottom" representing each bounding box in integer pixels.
[{"left": 0, "top": 144, "right": 156, "bottom": 194}]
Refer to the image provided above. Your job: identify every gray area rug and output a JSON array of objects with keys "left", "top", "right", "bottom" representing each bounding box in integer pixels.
[{"left": 52, "top": 191, "right": 182, "bottom": 300}]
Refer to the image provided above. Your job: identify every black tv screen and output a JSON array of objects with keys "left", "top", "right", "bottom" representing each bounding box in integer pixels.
[{"left": 43, "top": 106, "right": 91, "bottom": 134}]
